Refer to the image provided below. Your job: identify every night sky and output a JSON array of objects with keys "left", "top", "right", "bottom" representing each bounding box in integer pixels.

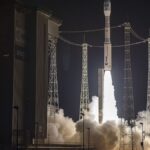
[{"left": 28, "top": 0, "right": 150, "bottom": 121}]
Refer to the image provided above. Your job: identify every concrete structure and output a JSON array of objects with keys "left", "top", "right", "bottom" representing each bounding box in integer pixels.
[
  {"left": 35, "top": 10, "right": 49, "bottom": 140},
  {"left": 104, "top": 0, "right": 112, "bottom": 71},
  {"left": 0, "top": 2, "right": 33, "bottom": 148},
  {"left": 0, "top": 1, "right": 61, "bottom": 149}
]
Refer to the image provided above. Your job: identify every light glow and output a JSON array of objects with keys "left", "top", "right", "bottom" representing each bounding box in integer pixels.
[
  {"left": 103, "top": 71, "right": 118, "bottom": 123},
  {"left": 88, "top": 96, "right": 99, "bottom": 123}
]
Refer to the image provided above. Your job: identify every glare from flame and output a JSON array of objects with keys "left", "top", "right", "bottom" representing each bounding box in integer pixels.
[{"left": 103, "top": 71, "right": 119, "bottom": 123}]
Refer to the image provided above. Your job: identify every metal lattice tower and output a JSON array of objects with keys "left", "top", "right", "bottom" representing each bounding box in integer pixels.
[
  {"left": 47, "top": 34, "right": 59, "bottom": 117},
  {"left": 120, "top": 22, "right": 136, "bottom": 150},
  {"left": 79, "top": 43, "right": 89, "bottom": 119},
  {"left": 123, "top": 22, "right": 135, "bottom": 123},
  {"left": 146, "top": 34, "right": 150, "bottom": 134},
  {"left": 147, "top": 36, "right": 150, "bottom": 111}
]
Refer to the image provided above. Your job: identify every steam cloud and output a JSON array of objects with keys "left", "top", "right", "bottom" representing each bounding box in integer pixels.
[{"left": 46, "top": 96, "right": 150, "bottom": 150}]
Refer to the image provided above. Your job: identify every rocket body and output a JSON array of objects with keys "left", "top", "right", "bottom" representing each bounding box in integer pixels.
[{"left": 104, "top": 0, "right": 112, "bottom": 71}]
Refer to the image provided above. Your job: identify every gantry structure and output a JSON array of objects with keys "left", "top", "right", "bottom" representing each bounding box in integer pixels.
[
  {"left": 120, "top": 22, "right": 136, "bottom": 150},
  {"left": 147, "top": 34, "right": 150, "bottom": 112},
  {"left": 47, "top": 34, "right": 59, "bottom": 117},
  {"left": 146, "top": 33, "right": 150, "bottom": 134},
  {"left": 123, "top": 22, "right": 135, "bottom": 123},
  {"left": 79, "top": 43, "right": 90, "bottom": 119}
]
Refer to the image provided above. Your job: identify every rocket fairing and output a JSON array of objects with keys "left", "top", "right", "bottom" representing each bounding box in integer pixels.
[{"left": 104, "top": 0, "right": 112, "bottom": 71}]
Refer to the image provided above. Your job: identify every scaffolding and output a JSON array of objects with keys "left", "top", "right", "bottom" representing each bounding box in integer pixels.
[
  {"left": 146, "top": 34, "right": 150, "bottom": 135},
  {"left": 120, "top": 22, "right": 136, "bottom": 150},
  {"left": 47, "top": 34, "right": 59, "bottom": 118},
  {"left": 79, "top": 43, "right": 89, "bottom": 119}
]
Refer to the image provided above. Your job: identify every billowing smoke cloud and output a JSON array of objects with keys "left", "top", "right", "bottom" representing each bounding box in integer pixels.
[
  {"left": 87, "top": 96, "right": 99, "bottom": 123},
  {"left": 46, "top": 109, "right": 78, "bottom": 144},
  {"left": 83, "top": 96, "right": 100, "bottom": 123},
  {"left": 46, "top": 97, "right": 120, "bottom": 150},
  {"left": 76, "top": 119, "right": 119, "bottom": 150},
  {"left": 46, "top": 99, "right": 150, "bottom": 150}
]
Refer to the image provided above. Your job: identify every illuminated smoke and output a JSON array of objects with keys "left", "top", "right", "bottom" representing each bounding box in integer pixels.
[
  {"left": 46, "top": 70, "right": 150, "bottom": 150},
  {"left": 85, "top": 96, "right": 99, "bottom": 123},
  {"left": 103, "top": 71, "right": 118, "bottom": 123},
  {"left": 46, "top": 108, "right": 150, "bottom": 150},
  {"left": 46, "top": 109, "right": 78, "bottom": 144},
  {"left": 76, "top": 119, "right": 119, "bottom": 150}
]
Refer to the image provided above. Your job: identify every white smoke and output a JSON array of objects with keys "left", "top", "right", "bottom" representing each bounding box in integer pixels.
[
  {"left": 47, "top": 122, "right": 64, "bottom": 143},
  {"left": 46, "top": 98, "right": 120, "bottom": 150},
  {"left": 76, "top": 119, "right": 119, "bottom": 150},
  {"left": 46, "top": 106, "right": 150, "bottom": 150},
  {"left": 46, "top": 109, "right": 78, "bottom": 144},
  {"left": 84, "top": 96, "right": 99, "bottom": 123},
  {"left": 46, "top": 70, "right": 150, "bottom": 150},
  {"left": 89, "top": 96, "right": 99, "bottom": 123}
]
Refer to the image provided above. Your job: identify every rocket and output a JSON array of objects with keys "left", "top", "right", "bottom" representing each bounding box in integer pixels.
[{"left": 104, "top": 0, "right": 112, "bottom": 71}]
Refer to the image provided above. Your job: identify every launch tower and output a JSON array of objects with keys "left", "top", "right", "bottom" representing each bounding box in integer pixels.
[
  {"left": 146, "top": 32, "right": 150, "bottom": 134},
  {"left": 123, "top": 22, "right": 135, "bottom": 124},
  {"left": 79, "top": 43, "right": 89, "bottom": 119},
  {"left": 147, "top": 34, "right": 150, "bottom": 112},
  {"left": 47, "top": 34, "right": 59, "bottom": 117},
  {"left": 119, "top": 22, "right": 136, "bottom": 150},
  {"left": 47, "top": 19, "right": 61, "bottom": 118}
]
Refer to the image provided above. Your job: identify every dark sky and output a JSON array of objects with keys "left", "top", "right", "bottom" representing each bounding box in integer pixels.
[{"left": 32, "top": 0, "right": 150, "bottom": 121}]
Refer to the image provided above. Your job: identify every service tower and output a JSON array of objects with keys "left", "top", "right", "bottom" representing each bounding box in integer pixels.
[{"left": 104, "top": 0, "right": 112, "bottom": 71}]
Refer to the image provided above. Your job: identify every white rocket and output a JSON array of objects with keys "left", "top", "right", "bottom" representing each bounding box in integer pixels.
[{"left": 104, "top": 0, "right": 112, "bottom": 71}]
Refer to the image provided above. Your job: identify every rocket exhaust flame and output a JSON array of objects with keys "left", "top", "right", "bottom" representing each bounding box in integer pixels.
[{"left": 103, "top": 71, "right": 118, "bottom": 123}]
